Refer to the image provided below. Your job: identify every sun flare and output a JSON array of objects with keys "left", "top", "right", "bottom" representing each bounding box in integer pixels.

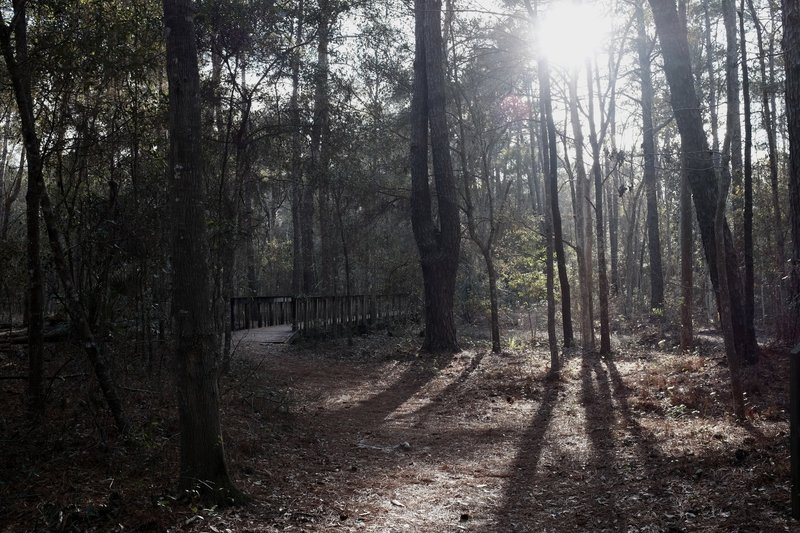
[{"left": 534, "top": 1, "right": 611, "bottom": 67}]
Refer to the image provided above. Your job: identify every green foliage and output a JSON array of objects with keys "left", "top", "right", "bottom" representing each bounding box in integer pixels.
[{"left": 495, "top": 220, "right": 546, "bottom": 306}]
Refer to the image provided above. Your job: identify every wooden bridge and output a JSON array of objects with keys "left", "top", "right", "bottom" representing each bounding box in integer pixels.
[{"left": 230, "top": 294, "right": 411, "bottom": 344}]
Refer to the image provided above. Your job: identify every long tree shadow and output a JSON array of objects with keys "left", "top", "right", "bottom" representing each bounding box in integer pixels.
[
  {"left": 326, "top": 351, "right": 457, "bottom": 432},
  {"left": 494, "top": 375, "right": 560, "bottom": 531},
  {"left": 580, "top": 352, "right": 625, "bottom": 529},
  {"left": 390, "top": 350, "right": 487, "bottom": 426}
]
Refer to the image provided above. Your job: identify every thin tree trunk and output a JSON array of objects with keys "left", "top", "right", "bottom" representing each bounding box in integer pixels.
[
  {"left": 702, "top": 0, "right": 721, "bottom": 169},
  {"left": 739, "top": 2, "right": 755, "bottom": 351},
  {"left": 648, "top": 0, "right": 757, "bottom": 369},
  {"left": 748, "top": 0, "right": 786, "bottom": 337},
  {"left": 290, "top": 0, "right": 304, "bottom": 295},
  {"left": 568, "top": 71, "right": 594, "bottom": 351},
  {"left": 636, "top": 2, "right": 664, "bottom": 311},
  {"left": 538, "top": 58, "right": 574, "bottom": 348},
  {"left": 680, "top": 163, "right": 694, "bottom": 351},
  {"left": 162, "top": 0, "right": 242, "bottom": 502},
  {"left": 0, "top": 2, "right": 129, "bottom": 431},
  {"left": 586, "top": 61, "right": 611, "bottom": 355}
]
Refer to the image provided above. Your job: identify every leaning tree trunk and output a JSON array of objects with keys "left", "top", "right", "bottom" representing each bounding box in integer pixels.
[
  {"left": 162, "top": 0, "right": 242, "bottom": 503},
  {"left": 410, "top": 0, "right": 460, "bottom": 353},
  {"left": 648, "top": 0, "right": 758, "bottom": 368}
]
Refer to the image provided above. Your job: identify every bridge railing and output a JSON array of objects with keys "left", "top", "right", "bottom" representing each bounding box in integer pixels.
[{"left": 230, "top": 294, "right": 411, "bottom": 334}]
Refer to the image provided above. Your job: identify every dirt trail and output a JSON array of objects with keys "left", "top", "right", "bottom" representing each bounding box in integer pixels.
[{"left": 206, "top": 333, "right": 791, "bottom": 532}]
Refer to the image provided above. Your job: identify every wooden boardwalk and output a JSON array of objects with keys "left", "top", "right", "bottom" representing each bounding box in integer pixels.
[{"left": 232, "top": 324, "right": 298, "bottom": 344}]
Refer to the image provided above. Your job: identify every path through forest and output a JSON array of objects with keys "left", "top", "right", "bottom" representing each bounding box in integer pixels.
[
  {"left": 0, "top": 328, "right": 791, "bottom": 531},
  {"left": 205, "top": 330, "right": 790, "bottom": 532}
]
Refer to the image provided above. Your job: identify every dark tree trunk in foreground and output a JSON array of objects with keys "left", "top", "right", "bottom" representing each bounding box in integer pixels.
[
  {"left": 648, "top": 0, "right": 758, "bottom": 369},
  {"left": 0, "top": 1, "right": 128, "bottom": 431},
  {"left": 162, "top": 0, "right": 242, "bottom": 503},
  {"left": 410, "top": 0, "right": 460, "bottom": 353},
  {"left": 784, "top": 0, "right": 800, "bottom": 518},
  {"left": 290, "top": 0, "right": 304, "bottom": 296},
  {"left": 786, "top": 0, "right": 800, "bottom": 343}
]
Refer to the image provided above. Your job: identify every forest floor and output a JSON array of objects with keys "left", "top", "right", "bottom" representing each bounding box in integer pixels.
[{"left": 0, "top": 323, "right": 794, "bottom": 532}]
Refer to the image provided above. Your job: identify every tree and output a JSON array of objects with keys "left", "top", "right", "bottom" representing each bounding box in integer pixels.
[
  {"left": 410, "top": 0, "right": 461, "bottom": 353},
  {"left": 647, "top": 0, "right": 756, "bottom": 402},
  {"left": 636, "top": 0, "right": 665, "bottom": 312},
  {"left": 162, "top": 0, "right": 242, "bottom": 502},
  {"left": 0, "top": 0, "right": 129, "bottom": 432}
]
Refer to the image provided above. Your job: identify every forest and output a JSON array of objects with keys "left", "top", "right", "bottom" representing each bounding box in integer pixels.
[{"left": 0, "top": 0, "right": 799, "bottom": 530}]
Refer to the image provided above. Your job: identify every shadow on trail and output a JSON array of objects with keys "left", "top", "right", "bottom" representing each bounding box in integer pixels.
[
  {"left": 391, "top": 350, "right": 487, "bottom": 426},
  {"left": 580, "top": 352, "right": 624, "bottom": 529},
  {"left": 327, "top": 352, "right": 457, "bottom": 432},
  {"left": 494, "top": 374, "right": 560, "bottom": 532},
  {"left": 587, "top": 353, "right": 681, "bottom": 529}
]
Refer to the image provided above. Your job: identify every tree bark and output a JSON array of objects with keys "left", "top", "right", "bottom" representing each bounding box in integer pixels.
[
  {"left": 0, "top": 1, "right": 129, "bottom": 430},
  {"left": 784, "top": 0, "right": 800, "bottom": 341},
  {"left": 162, "top": 0, "right": 242, "bottom": 503},
  {"left": 410, "top": 0, "right": 460, "bottom": 353},
  {"left": 290, "top": 0, "right": 304, "bottom": 296},
  {"left": 538, "top": 59, "right": 574, "bottom": 348},
  {"left": 739, "top": 2, "right": 755, "bottom": 350},
  {"left": 680, "top": 164, "right": 693, "bottom": 351},
  {"left": 636, "top": 2, "right": 665, "bottom": 311},
  {"left": 648, "top": 0, "right": 757, "bottom": 367},
  {"left": 586, "top": 61, "right": 611, "bottom": 355},
  {"left": 568, "top": 71, "right": 595, "bottom": 351},
  {"left": 748, "top": 0, "right": 786, "bottom": 337}
]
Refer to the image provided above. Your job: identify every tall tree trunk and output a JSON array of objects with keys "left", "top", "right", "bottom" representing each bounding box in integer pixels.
[
  {"left": 783, "top": 0, "right": 800, "bottom": 517},
  {"left": 748, "top": 0, "right": 786, "bottom": 337},
  {"left": 538, "top": 58, "right": 574, "bottom": 348},
  {"left": 290, "top": 0, "right": 304, "bottom": 295},
  {"left": 784, "top": 0, "right": 800, "bottom": 342},
  {"left": 739, "top": 2, "right": 755, "bottom": 351},
  {"left": 311, "top": 0, "right": 334, "bottom": 294},
  {"left": 162, "top": 0, "right": 241, "bottom": 502},
  {"left": 586, "top": 61, "right": 611, "bottom": 355},
  {"left": 0, "top": 1, "right": 129, "bottom": 431},
  {"left": 410, "top": 0, "right": 460, "bottom": 353},
  {"left": 680, "top": 164, "right": 693, "bottom": 351},
  {"left": 715, "top": 152, "right": 746, "bottom": 419},
  {"left": 568, "top": 71, "right": 595, "bottom": 351},
  {"left": 702, "top": 0, "right": 721, "bottom": 170},
  {"left": 723, "top": 0, "right": 744, "bottom": 228},
  {"left": 648, "top": 0, "right": 758, "bottom": 372},
  {"left": 541, "top": 108, "right": 559, "bottom": 371},
  {"left": 636, "top": 2, "right": 665, "bottom": 311}
]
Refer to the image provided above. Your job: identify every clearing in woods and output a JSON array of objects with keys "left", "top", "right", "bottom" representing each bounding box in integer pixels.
[{"left": 0, "top": 327, "right": 791, "bottom": 531}]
